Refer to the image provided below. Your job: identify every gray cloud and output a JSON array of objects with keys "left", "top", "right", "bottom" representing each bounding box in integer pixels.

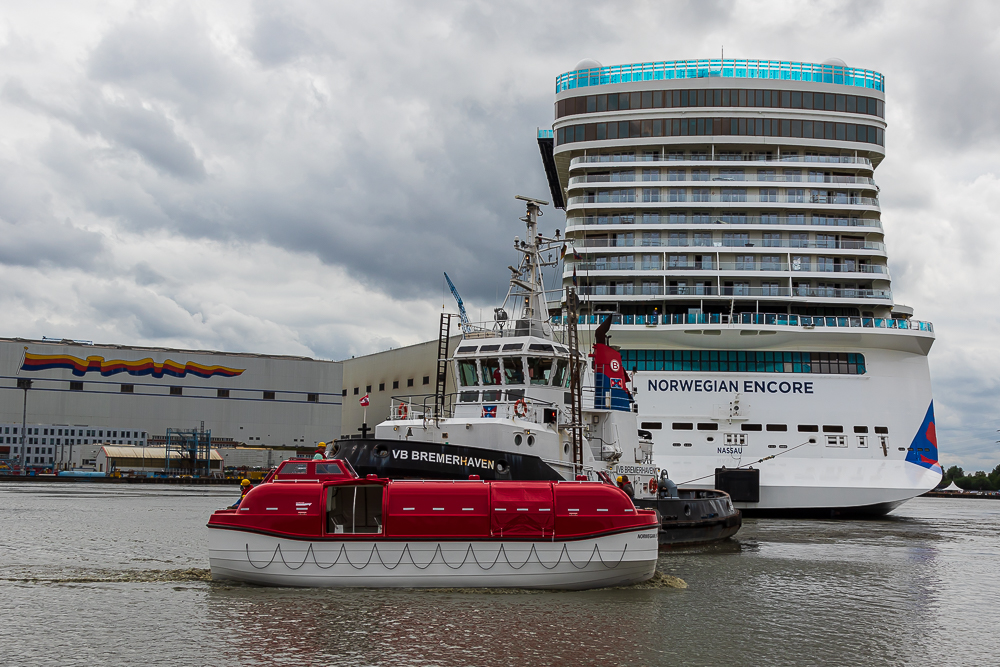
[{"left": 0, "top": 0, "right": 998, "bottom": 469}]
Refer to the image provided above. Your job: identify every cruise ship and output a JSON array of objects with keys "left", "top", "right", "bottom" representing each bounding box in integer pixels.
[{"left": 537, "top": 57, "right": 941, "bottom": 513}]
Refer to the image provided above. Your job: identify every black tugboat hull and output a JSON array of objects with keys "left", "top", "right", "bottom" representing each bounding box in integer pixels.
[
  {"left": 331, "top": 438, "right": 563, "bottom": 481},
  {"left": 635, "top": 492, "right": 743, "bottom": 547}
]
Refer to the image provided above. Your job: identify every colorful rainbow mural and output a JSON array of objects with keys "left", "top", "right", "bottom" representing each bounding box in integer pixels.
[{"left": 19, "top": 352, "right": 245, "bottom": 379}]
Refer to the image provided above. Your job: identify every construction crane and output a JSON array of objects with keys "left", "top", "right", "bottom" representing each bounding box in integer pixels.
[{"left": 443, "top": 272, "right": 472, "bottom": 334}]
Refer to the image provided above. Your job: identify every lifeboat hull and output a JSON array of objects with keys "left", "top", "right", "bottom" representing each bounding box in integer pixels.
[{"left": 208, "top": 527, "right": 658, "bottom": 590}]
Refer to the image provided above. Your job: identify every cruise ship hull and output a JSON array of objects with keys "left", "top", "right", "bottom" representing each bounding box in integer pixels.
[{"left": 623, "top": 328, "right": 941, "bottom": 513}]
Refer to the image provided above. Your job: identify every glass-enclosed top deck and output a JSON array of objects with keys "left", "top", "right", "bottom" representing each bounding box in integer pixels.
[{"left": 556, "top": 59, "right": 884, "bottom": 94}]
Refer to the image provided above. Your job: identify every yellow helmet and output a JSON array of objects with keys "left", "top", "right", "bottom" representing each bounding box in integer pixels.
[
  {"left": 616, "top": 476, "right": 623, "bottom": 483},
  {"left": 241, "top": 478, "right": 252, "bottom": 486},
  {"left": 318, "top": 442, "right": 326, "bottom": 448}
]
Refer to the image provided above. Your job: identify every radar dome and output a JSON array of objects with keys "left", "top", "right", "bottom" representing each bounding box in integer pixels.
[
  {"left": 822, "top": 57, "right": 847, "bottom": 67},
  {"left": 574, "top": 58, "right": 603, "bottom": 72}
]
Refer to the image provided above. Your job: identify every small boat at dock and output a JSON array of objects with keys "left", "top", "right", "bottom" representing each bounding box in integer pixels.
[{"left": 207, "top": 458, "right": 659, "bottom": 589}]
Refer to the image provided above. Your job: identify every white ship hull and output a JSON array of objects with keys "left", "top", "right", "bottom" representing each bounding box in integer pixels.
[
  {"left": 208, "top": 528, "right": 658, "bottom": 589},
  {"left": 617, "top": 326, "right": 942, "bottom": 512}
]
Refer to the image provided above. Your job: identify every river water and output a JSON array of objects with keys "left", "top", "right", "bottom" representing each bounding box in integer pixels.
[{"left": 1, "top": 483, "right": 998, "bottom": 666}]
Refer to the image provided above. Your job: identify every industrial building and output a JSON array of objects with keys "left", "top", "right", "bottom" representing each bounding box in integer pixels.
[
  {"left": 0, "top": 338, "right": 343, "bottom": 469},
  {"left": 96, "top": 445, "right": 224, "bottom": 474},
  {"left": 340, "top": 337, "right": 459, "bottom": 439}
]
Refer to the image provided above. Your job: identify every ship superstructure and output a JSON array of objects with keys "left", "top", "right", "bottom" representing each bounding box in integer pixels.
[{"left": 539, "top": 58, "right": 941, "bottom": 513}]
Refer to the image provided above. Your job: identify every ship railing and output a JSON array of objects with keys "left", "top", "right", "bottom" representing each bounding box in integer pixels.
[
  {"left": 555, "top": 59, "right": 884, "bottom": 94},
  {"left": 565, "top": 215, "right": 882, "bottom": 229},
  {"left": 568, "top": 237, "right": 886, "bottom": 251},
  {"left": 573, "top": 286, "right": 892, "bottom": 300},
  {"left": 570, "top": 154, "right": 874, "bottom": 167},
  {"left": 388, "top": 392, "right": 566, "bottom": 424},
  {"left": 567, "top": 193, "right": 880, "bottom": 207},
  {"left": 549, "top": 312, "right": 933, "bottom": 332},
  {"left": 568, "top": 174, "right": 878, "bottom": 186},
  {"left": 571, "top": 262, "right": 888, "bottom": 274},
  {"left": 456, "top": 318, "right": 557, "bottom": 340}
]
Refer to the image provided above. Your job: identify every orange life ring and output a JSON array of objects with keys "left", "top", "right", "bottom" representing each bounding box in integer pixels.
[
  {"left": 513, "top": 399, "right": 528, "bottom": 418},
  {"left": 649, "top": 477, "right": 658, "bottom": 495},
  {"left": 396, "top": 402, "right": 409, "bottom": 420}
]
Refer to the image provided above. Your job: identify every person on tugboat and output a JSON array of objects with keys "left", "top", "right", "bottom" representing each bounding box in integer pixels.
[
  {"left": 229, "top": 479, "right": 252, "bottom": 509},
  {"left": 617, "top": 474, "right": 636, "bottom": 498},
  {"left": 313, "top": 443, "right": 327, "bottom": 460}
]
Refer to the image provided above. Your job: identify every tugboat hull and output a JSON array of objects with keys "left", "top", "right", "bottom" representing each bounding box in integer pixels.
[{"left": 635, "top": 491, "right": 742, "bottom": 547}]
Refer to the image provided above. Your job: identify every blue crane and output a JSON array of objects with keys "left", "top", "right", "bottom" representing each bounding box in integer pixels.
[{"left": 444, "top": 272, "right": 472, "bottom": 334}]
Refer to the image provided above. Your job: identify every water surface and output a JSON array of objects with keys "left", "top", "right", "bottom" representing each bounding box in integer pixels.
[{"left": 1, "top": 483, "right": 997, "bottom": 666}]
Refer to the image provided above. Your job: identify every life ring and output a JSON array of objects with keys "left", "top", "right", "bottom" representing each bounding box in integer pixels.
[
  {"left": 514, "top": 399, "right": 528, "bottom": 418},
  {"left": 395, "top": 402, "right": 409, "bottom": 420},
  {"left": 649, "top": 477, "right": 658, "bottom": 495}
]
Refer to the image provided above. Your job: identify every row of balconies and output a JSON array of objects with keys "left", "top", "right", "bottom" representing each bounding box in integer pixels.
[
  {"left": 548, "top": 312, "right": 932, "bottom": 333},
  {"left": 568, "top": 239, "right": 885, "bottom": 251},
  {"left": 568, "top": 153, "right": 874, "bottom": 167},
  {"left": 568, "top": 261, "right": 888, "bottom": 274},
  {"left": 573, "top": 284, "right": 891, "bottom": 300},
  {"left": 567, "top": 191, "right": 879, "bottom": 206},
  {"left": 568, "top": 173, "right": 877, "bottom": 186},
  {"left": 565, "top": 214, "right": 881, "bottom": 228}
]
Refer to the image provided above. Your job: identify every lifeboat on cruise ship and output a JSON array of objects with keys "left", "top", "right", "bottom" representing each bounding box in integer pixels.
[{"left": 208, "top": 458, "right": 659, "bottom": 589}]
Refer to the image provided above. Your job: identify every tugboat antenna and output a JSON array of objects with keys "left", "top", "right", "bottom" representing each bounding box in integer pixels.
[{"left": 514, "top": 194, "right": 549, "bottom": 206}]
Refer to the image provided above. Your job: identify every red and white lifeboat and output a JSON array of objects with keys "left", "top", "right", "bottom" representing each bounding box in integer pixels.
[{"left": 208, "top": 459, "right": 659, "bottom": 589}]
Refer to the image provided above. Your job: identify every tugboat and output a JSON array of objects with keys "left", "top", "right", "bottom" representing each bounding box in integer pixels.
[
  {"left": 331, "top": 196, "right": 741, "bottom": 546},
  {"left": 207, "top": 458, "right": 659, "bottom": 589}
]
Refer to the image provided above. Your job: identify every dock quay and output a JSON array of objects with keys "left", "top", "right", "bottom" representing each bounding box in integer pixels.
[{"left": 0, "top": 474, "right": 243, "bottom": 485}]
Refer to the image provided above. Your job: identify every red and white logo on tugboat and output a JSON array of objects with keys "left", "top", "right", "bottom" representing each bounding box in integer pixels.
[{"left": 359, "top": 394, "right": 370, "bottom": 407}]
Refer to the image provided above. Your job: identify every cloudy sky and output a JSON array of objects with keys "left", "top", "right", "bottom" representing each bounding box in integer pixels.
[{"left": 0, "top": 0, "right": 997, "bottom": 469}]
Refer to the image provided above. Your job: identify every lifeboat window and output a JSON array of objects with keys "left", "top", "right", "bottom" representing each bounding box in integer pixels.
[
  {"left": 528, "top": 343, "right": 554, "bottom": 352},
  {"left": 527, "top": 358, "right": 554, "bottom": 385},
  {"left": 327, "top": 485, "right": 384, "bottom": 535},
  {"left": 553, "top": 359, "right": 569, "bottom": 387},
  {"left": 480, "top": 344, "right": 501, "bottom": 352},
  {"left": 277, "top": 463, "right": 309, "bottom": 476},
  {"left": 457, "top": 346, "right": 478, "bottom": 354},
  {"left": 315, "top": 463, "right": 346, "bottom": 476},
  {"left": 502, "top": 357, "right": 525, "bottom": 384},
  {"left": 458, "top": 361, "right": 478, "bottom": 387},
  {"left": 502, "top": 343, "right": 523, "bottom": 351}
]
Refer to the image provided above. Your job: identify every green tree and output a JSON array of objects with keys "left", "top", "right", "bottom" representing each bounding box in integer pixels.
[{"left": 942, "top": 466, "right": 964, "bottom": 487}]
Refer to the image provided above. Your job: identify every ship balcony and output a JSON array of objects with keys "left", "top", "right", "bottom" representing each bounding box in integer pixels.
[
  {"left": 571, "top": 284, "right": 892, "bottom": 301},
  {"left": 564, "top": 215, "right": 883, "bottom": 230},
  {"left": 567, "top": 174, "right": 878, "bottom": 187},
  {"left": 568, "top": 154, "right": 873, "bottom": 169},
  {"left": 567, "top": 193, "right": 880, "bottom": 209},
  {"left": 550, "top": 311, "right": 932, "bottom": 332},
  {"left": 566, "top": 239, "right": 887, "bottom": 252},
  {"left": 566, "top": 262, "right": 889, "bottom": 276}
]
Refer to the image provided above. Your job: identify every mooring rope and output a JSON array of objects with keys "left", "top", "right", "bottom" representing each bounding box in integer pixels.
[{"left": 678, "top": 438, "right": 821, "bottom": 486}]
